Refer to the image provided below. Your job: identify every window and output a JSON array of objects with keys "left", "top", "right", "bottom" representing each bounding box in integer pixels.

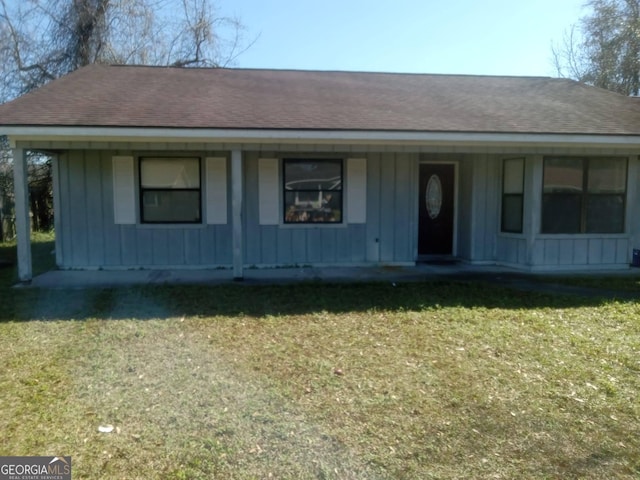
[
  {"left": 283, "top": 159, "right": 342, "bottom": 223},
  {"left": 542, "top": 156, "right": 627, "bottom": 234},
  {"left": 140, "top": 157, "right": 201, "bottom": 223},
  {"left": 501, "top": 158, "right": 524, "bottom": 233}
]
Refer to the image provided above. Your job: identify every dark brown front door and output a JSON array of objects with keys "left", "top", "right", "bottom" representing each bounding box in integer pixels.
[{"left": 418, "top": 163, "right": 455, "bottom": 256}]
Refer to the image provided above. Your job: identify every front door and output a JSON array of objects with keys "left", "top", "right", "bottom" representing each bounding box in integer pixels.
[{"left": 418, "top": 163, "right": 455, "bottom": 256}]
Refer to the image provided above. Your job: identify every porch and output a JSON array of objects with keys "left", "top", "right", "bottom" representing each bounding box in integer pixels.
[{"left": 20, "top": 263, "right": 640, "bottom": 300}]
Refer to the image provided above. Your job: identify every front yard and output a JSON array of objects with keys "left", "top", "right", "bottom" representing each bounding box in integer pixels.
[{"left": 0, "top": 237, "right": 639, "bottom": 479}]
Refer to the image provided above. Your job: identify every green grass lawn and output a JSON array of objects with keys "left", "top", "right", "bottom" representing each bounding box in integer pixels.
[
  {"left": 537, "top": 273, "right": 640, "bottom": 293},
  {"left": 1, "top": 236, "right": 639, "bottom": 479}
]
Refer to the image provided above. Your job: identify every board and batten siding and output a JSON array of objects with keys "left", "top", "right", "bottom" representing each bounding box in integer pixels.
[
  {"left": 56, "top": 150, "right": 417, "bottom": 269},
  {"left": 496, "top": 236, "right": 528, "bottom": 266},
  {"left": 522, "top": 154, "right": 636, "bottom": 270},
  {"left": 463, "top": 153, "right": 636, "bottom": 270},
  {"left": 242, "top": 152, "right": 416, "bottom": 266},
  {"left": 528, "top": 237, "right": 630, "bottom": 269},
  {"left": 493, "top": 154, "right": 638, "bottom": 270},
  {"left": 448, "top": 154, "right": 500, "bottom": 264},
  {"left": 455, "top": 157, "right": 473, "bottom": 261},
  {"left": 55, "top": 151, "right": 232, "bottom": 269},
  {"left": 54, "top": 148, "right": 639, "bottom": 272},
  {"left": 470, "top": 155, "right": 501, "bottom": 262}
]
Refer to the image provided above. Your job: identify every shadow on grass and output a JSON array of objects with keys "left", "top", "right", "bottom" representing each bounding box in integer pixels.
[
  {"left": 0, "top": 278, "right": 630, "bottom": 323},
  {"left": 0, "top": 237, "right": 634, "bottom": 322},
  {"left": 0, "top": 234, "right": 56, "bottom": 279}
]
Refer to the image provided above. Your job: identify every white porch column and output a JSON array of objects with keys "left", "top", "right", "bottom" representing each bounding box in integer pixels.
[
  {"left": 12, "top": 147, "right": 32, "bottom": 282},
  {"left": 627, "top": 155, "right": 640, "bottom": 258},
  {"left": 524, "top": 155, "right": 543, "bottom": 267},
  {"left": 231, "top": 149, "right": 244, "bottom": 280}
]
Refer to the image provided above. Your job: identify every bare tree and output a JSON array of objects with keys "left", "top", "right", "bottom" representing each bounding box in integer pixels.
[
  {"left": 0, "top": 137, "right": 14, "bottom": 241},
  {"left": 553, "top": 0, "right": 640, "bottom": 96},
  {"left": 169, "top": 0, "right": 250, "bottom": 67},
  {"left": 0, "top": 0, "right": 253, "bottom": 239},
  {"left": 0, "top": 0, "right": 252, "bottom": 99}
]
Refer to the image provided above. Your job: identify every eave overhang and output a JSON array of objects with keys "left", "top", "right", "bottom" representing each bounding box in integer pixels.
[{"left": 4, "top": 126, "right": 640, "bottom": 150}]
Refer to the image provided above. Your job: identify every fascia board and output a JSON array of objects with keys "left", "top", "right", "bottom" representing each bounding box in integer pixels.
[{"left": 4, "top": 126, "right": 640, "bottom": 148}]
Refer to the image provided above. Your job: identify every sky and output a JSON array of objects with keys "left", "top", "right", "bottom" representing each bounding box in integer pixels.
[{"left": 227, "top": 0, "right": 586, "bottom": 77}]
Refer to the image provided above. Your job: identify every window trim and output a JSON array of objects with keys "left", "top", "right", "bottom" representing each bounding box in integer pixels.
[
  {"left": 139, "top": 156, "right": 202, "bottom": 224},
  {"left": 501, "top": 157, "right": 525, "bottom": 233},
  {"left": 541, "top": 156, "right": 627, "bottom": 234},
  {"left": 282, "top": 158, "right": 344, "bottom": 225}
]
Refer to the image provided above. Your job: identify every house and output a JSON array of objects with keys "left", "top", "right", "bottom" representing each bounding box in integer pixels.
[{"left": 1, "top": 64, "right": 640, "bottom": 282}]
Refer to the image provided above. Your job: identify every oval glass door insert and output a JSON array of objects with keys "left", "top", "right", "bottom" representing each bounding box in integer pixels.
[{"left": 426, "top": 174, "right": 442, "bottom": 219}]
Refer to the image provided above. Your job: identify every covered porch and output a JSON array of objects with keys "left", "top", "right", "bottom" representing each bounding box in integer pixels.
[{"left": 9, "top": 136, "right": 640, "bottom": 283}]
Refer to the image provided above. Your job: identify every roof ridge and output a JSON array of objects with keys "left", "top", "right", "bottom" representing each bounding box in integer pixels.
[{"left": 104, "top": 63, "right": 554, "bottom": 80}]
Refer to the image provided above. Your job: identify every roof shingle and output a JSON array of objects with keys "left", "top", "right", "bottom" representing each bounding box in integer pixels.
[{"left": 1, "top": 64, "right": 640, "bottom": 135}]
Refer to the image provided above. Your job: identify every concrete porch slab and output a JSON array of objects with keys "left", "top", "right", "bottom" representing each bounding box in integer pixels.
[
  {"left": 18, "top": 264, "right": 640, "bottom": 300},
  {"left": 24, "top": 263, "right": 513, "bottom": 289}
]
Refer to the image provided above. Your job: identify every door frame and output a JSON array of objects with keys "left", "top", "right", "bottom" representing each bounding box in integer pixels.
[{"left": 417, "top": 160, "right": 459, "bottom": 259}]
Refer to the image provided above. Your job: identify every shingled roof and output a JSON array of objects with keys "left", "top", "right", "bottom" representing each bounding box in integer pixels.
[{"left": 2, "top": 64, "right": 640, "bottom": 136}]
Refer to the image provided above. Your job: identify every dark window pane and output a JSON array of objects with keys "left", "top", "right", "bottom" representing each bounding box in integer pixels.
[
  {"left": 502, "top": 194, "right": 523, "bottom": 233},
  {"left": 586, "top": 195, "right": 625, "bottom": 233},
  {"left": 142, "top": 190, "right": 201, "bottom": 223},
  {"left": 542, "top": 193, "right": 581, "bottom": 233},
  {"left": 284, "top": 191, "right": 342, "bottom": 223},
  {"left": 542, "top": 156, "right": 628, "bottom": 234}
]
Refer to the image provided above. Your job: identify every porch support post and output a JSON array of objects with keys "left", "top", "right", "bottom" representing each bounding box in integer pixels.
[
  {"left": 12, "top": 147, "right": 32, "bottom": 282},
  {"left": 231, "top": 149, "right": 244, "bottom": 280},
  {"left": 627, "top": 155, "right": 640, "bottom": 259},
  {"left": 524, "top": 155, "right": 543, "bottom": 267},
  {"left": 51, "top": 154, "right": 63, "bottom": 268}
]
